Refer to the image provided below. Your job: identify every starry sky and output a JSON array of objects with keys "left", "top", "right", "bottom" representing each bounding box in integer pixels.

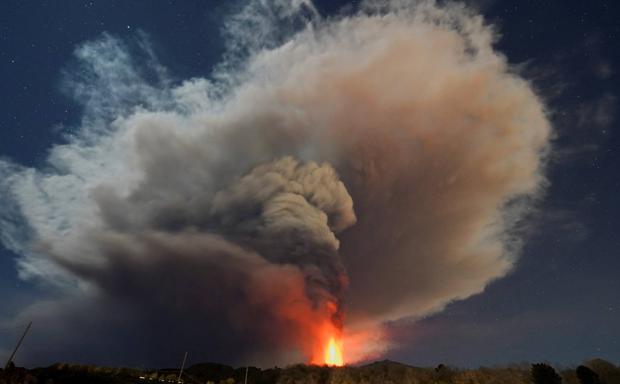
[{"left": 1, "top": 0, "right": 619, "bottom": 368}]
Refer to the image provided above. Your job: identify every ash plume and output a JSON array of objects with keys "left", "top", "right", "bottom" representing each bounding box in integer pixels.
[{"left": 0, "top": 0, "right": 551, "bottom": 367}]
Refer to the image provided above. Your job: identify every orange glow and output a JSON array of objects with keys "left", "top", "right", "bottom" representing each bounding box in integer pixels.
[
  {"left": 324, "top": 336, "right": 344, "bottom": 366},
  {"left": 309, "top": 319, "right": 345, "bottom": 366}
]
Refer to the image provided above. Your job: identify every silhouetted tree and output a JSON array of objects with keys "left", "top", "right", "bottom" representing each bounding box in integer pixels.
[
  {"left": 576, "top": 365, "right": 601, "bottom": 384},
  {"left": 531, "top": 363, "right": 562, "bottom": 384}
]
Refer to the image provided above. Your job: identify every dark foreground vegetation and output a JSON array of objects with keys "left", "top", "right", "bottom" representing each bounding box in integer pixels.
[{"left": 1, "top": 358, "right": 619, "bottom": 384}]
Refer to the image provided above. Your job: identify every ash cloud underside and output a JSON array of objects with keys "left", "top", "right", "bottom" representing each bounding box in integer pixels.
[{"left": 0, "top": 0, "right": 551, "bottom": 367}]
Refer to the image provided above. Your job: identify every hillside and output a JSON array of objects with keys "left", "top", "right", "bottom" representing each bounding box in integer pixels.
[{"left": 1, "top": 359, "right": 619, "bottom": 384}]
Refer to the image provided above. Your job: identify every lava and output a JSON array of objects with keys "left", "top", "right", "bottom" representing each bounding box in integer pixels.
[
  {"left": 309, "top": 321, "right": 345, "bottom": 366},
  {"left": 324, "top": 336, "right": 344, "bottom": 366}
]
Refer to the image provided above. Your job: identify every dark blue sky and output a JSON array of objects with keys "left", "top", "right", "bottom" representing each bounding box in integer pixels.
[{"left": 1, "top": 0, "right": 619, "bottom": 368}]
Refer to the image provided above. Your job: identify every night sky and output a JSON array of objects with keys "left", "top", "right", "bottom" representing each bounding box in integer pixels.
[{"left": 1, "top": 0, "right": 619, "bottom": 368}]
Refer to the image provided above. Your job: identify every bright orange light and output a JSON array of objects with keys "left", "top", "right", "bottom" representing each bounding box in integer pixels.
[{"left": 324, "top": 337, "right": 344, "bottom": 366}]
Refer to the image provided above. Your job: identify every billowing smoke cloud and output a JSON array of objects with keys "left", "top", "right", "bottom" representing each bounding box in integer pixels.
[{"left": 0, "top": 0, "right": 551, "bottom": 367}]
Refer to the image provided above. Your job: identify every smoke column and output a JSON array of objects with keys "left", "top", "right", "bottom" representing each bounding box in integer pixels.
[{"left": 0, "top": 0, "right": 551, "bottom": 367}]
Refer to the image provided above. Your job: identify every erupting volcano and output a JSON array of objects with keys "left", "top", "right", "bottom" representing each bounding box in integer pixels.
[{"left": 0, "top": 0, "right": 554, "bottom": 369}]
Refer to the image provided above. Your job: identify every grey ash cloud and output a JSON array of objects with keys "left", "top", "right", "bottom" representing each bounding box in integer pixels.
[{"left": 0, "top": 0, "right": 551, "bottom": 367}]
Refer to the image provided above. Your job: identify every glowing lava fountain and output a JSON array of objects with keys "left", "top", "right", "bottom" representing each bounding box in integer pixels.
[
  {"left": 324, "top": 337, "right": 344, "bottom": 366},
  {"left": 309, "top": 301, "right": 345, "bottom": 366}
]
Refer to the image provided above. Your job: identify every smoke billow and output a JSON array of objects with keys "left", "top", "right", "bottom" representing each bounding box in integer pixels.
[{"left": 0, "top": 0, "right": 551, "bottom": 367}]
